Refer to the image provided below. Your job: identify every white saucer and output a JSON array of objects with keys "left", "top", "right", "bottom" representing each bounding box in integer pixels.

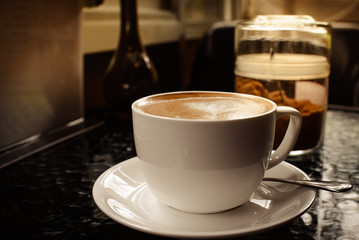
[{"left": 92, "top": 157, "right": 316, "bottom": 239}]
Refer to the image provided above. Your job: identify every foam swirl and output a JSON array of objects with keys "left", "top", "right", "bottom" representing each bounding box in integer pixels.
[{"left": 136, "top": 93, "right": 273, "bottom": 120}]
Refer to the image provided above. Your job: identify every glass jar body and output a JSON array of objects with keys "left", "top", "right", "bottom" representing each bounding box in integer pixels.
[{"left": 235, "top": 16, "right": 331, "bottom": 155}]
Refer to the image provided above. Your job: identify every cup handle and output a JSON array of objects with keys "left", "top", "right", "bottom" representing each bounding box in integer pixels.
[{"left": 268, "top": 106, "right": 302, "bottom": 169}]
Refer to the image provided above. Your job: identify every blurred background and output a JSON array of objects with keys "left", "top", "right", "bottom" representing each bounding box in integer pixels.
[
  {"left": 1, "top": 0, "right": 359, "bottom": 165},
  {"left": 83, "top": 0, "right": 359, "bottom": 110}
]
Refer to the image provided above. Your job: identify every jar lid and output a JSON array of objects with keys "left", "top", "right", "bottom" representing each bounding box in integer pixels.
[{"left": 241, "top": 15, "right": 329, "bottom": 31}]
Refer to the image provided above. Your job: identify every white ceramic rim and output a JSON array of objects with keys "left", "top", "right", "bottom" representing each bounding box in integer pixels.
[{"left": 131, "top": 91, "right": 277, "bottom": 122}]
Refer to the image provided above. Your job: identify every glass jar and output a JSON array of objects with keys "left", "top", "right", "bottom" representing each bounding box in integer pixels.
[{"left": 234, "top": 15, "right": 331, "bottom": 155}]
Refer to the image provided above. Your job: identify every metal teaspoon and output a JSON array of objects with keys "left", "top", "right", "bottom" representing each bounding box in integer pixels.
[{"left": 262, "top": 178, "right": 353, "bottom": 192}]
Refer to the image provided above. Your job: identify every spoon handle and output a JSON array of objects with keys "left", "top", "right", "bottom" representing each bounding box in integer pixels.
[{"left": 263, "top": 178, "right": 353, "bottom": 193}]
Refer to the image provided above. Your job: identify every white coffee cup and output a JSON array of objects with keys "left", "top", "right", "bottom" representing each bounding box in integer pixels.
[{"left": 132, "top": 91, "right": 302, "bottom": 213}]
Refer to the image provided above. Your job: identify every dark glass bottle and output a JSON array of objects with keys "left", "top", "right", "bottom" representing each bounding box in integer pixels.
[{"left": 103, "top": 0, "right": 159, "bottom": 117}]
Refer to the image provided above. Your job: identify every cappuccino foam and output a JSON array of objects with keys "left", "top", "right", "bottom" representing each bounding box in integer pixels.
[{"left": 135, "top": 92, "right": 273, "bottom": 120}]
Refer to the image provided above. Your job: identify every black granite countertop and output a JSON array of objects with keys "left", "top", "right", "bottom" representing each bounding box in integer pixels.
[{"left": 1, "top": 109, "right": 358, "bottom": 240}]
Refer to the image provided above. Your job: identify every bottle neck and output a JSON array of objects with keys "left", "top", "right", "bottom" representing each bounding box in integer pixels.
[{"left": 120, "top": 0, "right": 142, "bottom": 50}]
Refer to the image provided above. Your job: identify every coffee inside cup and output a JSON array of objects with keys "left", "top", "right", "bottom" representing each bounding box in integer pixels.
[{"left": 134, "top": 92, "right": 274, "bottom": 120}]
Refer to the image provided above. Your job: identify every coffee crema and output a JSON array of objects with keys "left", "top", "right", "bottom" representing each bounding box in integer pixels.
[{"left": 135, "top": 92, "right": 273, "bottom": 120}]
